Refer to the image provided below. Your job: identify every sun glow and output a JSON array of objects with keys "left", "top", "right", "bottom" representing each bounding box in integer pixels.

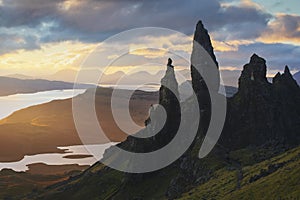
[{"left": 0, "top": 41, "right": 97, "bottom": 76}]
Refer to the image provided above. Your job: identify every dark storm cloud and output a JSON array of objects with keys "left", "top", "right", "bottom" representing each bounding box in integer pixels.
[
  {"left": 0, "top": 0, "right": 272, "bottom": 44},
  {"left": 0, "top": 0, "right": 62, "bottom": 27},
  {"left": 0, "top": 32, "right": 40, "bottom": 54},
  {"left": 212, "top": 4, "right": 272, "bottom": 40}
]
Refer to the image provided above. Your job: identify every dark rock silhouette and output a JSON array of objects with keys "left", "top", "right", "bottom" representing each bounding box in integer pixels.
[
  {"left": 33, "top": 21, "right": 300, "bottom": 200},
  {"left": 191, "top": 20, "right": 220, "bottom": 100},
  {"left": 167, "top": 58, "right": 173, "bottom": 67},
  {"left": 192, "top": 21, "right": 218, "bottom": 67},
  {"left": 188, "top": 21, "right": 221, "bottom": 158},
  {"left": 221, "top": 55, "right": 300, "bottom": 149}
]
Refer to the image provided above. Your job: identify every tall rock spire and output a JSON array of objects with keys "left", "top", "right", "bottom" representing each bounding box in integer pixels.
[
  {"left": 193, "top": 20, "right": 218, "bottom": 67},
  {"left": 160, "top": 58, "right": 179, "bottom": 104},
  {"left": 190, "top": 20, "right": 220, "bottom": 104},
  {"left": 155, "top": 58, "right": 181, "bottom": 145}
]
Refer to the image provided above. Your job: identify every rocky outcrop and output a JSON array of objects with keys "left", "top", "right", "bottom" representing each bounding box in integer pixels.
[
  {"left": 238, "top": 54, "right": 269, "bottom": 91},
  {"left": 273, "top": 66, "right": 300, "bottom": 93},
  {"left": 272, "top": 66, "right": 300, "bottom": 145},
  {"left": 221, "top": 54, "right": 300, "bottom": 149}
]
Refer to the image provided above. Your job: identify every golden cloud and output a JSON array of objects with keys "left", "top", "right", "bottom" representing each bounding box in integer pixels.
[
  {"left": 129, "top": 48, "right": 167, "bottom": 59},
  {"left": 212, "top": 39, "right": 253, "bottom": 52},
  {"left": 0, "top": 41, "right": 97, "bottom": 76},
  {"left": 258, "top": 13, "right": 300, "bottom": 45}
]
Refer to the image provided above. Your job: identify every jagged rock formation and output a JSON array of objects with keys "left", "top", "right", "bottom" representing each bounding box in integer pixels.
[
  {"left": 272, "top": 66, "right": 300, "bottom": 145},
  {"left": 220, "top": 54, "right": 300, "bottom": 149}
]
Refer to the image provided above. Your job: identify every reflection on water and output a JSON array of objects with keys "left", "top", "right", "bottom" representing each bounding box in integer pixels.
[
  {"left": 0, "top": 143, "right": 117, "bottom": 172},
  {"left": 0, "top": 89, "right": 86, "bottom": 120}
]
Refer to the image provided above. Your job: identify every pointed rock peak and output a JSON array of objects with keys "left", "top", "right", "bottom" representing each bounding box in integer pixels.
[
  {"left": 160, "top": 58, "right": 179, "bottom": 104},
  {"left": 276, "top": 72, "right": 281, "bottom": 76},
  {"left": 250, "top": 54, "right": 266, "bottom": 65},
  {"left": 192, "top": 20, "right": 218, "bottom": 67},
  {"left": 196, "top": 20, "right": 205, "bottom": 30},
  {"left": 161, "top": 58, "right": 177, "bottom": 88},
  {"left": 167, "top": 58, "right": 173, "bottom": 67},
  {"left": 273, "top": 72, "right": 281, "bottom": 83},
  {"left": 284, "top": 65, "right": 291, "bottom": 75},
  {"left": 273, "top": 65, "right": 299, "bottom": 89},
  {"left": 275, "top": 72, "right": 281, "bottom": 78}
]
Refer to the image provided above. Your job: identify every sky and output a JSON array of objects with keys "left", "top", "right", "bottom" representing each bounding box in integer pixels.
[{"left": 0, "top": 0, "right": 299, "bottom": 86}]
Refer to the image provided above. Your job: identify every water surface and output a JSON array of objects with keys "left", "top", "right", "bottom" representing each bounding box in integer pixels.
[
  {"left": 0, "top": 143, "right": 116, "bottom": 172},
  {"left": 0, "top": 89, "right": 86, "bottom": 120}
]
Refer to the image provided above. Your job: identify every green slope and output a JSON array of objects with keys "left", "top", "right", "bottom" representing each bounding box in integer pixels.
[{"left": 180, "top": 147, "right": 300, "bottom": 200}]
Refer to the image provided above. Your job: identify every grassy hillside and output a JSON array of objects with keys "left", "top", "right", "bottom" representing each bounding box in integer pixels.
[
  {"left": 0, "top": 164, "right": 87, "bottom": 200},
  {"left": 28, "top": 145, "right": 300, "bottom": 200},
  {"left": 180, "top": 147, "right": 300, "bottom": 200}
]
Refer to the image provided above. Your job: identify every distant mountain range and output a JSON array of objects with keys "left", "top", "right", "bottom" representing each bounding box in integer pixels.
[
  {"left": 0, "top": 76, "right": 93, "bottom": 96},
  {"left": 6, "top": 68, "right": 240, "bottom": 87},
  {"left": 5, "top": 69, "right": 191, "bottom": 85}
]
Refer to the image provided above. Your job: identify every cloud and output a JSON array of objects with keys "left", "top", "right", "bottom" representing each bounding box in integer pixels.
[
  {"left": 0, "top": 32, "right": 40, "bottom": 54},
  {"left": 0, "top": 41, "right": 97, "bottom": 75},
  {"left": 216, "top": 42, "right": 300, "bottom": 73},
  {"left": 0, "top": 0, "right": 62, "bottom": 27},
  {"left": 259, "top": 14, "right": 300, "bottom": 44},
  {"left": 0, "top": 0, "right": 273, "bottom": 45},
  {"left": 211, "top": 0, "right": 272, "bottom": 40},
  {"left": 0, "top": 0, "right": 299, "bottom": 77}
]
